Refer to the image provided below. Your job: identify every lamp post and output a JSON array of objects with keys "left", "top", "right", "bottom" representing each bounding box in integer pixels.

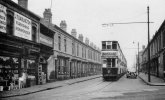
[{"left": 133, "top": 42, "right": 140, "bottom": 75}]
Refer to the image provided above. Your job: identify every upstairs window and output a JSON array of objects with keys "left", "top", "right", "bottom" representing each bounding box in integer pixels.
[
  {"left": 58, "top": 36, "right": 61, "bottom": 50},
  {"left": 64, "top": 38, "right": 67, "bottom": 52},
  {"left": 77, "top": 44, "right": 79, "bottom": 56},
  {"left": 32, "top": 24, "right": 37, "bottom": 42},
  {"left": 72, "top": 42, "right": 75, "bottom": 55},
  {"left": 7, "top": 10, "right": 14, "bottom": 35}
]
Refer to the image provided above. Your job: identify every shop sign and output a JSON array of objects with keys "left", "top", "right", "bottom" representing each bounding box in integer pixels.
[
  {"left": 0, "top": 4, "right": 6, "bottom": 33},
  {"left": 14, "top": 12, "right": 32, "bottom": 40},
  {"left": 101, "top": 51, "right": 117, "bottom": 58},
  {"left": 40, "top": 33, "right": 53, "bottom": 47}
]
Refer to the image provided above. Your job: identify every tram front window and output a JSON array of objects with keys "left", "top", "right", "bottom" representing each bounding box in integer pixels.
[
  {"left": 112, "top": 58, "right": 116, "bottom": 67},
  {"left": 107, "top": 58, "right": 111, "bottom": 67}
]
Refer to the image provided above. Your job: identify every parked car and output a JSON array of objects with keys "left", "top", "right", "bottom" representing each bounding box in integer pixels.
[{"left": 126, "top": 71, "right": 137, "bottom": 79}]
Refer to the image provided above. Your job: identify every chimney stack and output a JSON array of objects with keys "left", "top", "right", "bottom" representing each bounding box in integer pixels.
[
  {"left": 71, "top": 29, "right": 77, "bottom": 38},
  {"left": 78, "top": 34, "right": 84, "bottom": 42},
  {"left": 85, "top": 38, "right": 89, "bottom": 45},
  {"left": 43, "top": 9, "right": 52, "bottom": 23},
  {"left": 60, "top": 20, "right": 67, "bottom": 32},
  {"left": 18, "top": 0, "right": 28, "bottom": 9}
]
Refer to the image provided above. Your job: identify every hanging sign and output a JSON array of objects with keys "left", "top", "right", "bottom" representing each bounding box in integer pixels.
[
  {"left": 0, "top": 4, "right": 7, "bottom": 33},
  {"left": 14, "top": 12, "right": 32, "bottom": 40}
]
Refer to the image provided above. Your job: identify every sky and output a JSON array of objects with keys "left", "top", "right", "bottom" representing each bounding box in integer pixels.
[{"left": 12, "top": 0, "right": 165, "bottom": 68}]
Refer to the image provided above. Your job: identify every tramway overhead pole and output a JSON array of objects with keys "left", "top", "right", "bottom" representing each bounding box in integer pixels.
[{"left": 102, "top": 6, "right": 152, "bottom": 82}]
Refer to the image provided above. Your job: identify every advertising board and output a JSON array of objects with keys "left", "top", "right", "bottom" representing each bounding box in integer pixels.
[
  {"left": 0, "top": 4, "right": 6, "bottom": 33},
  {"left": 14, "top": 12, "right": 32, "bottom": 40}
]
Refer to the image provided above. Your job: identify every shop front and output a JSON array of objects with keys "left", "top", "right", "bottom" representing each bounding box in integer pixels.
[{"left": 0, "top": 34, "right": 40, "bottom": 91}]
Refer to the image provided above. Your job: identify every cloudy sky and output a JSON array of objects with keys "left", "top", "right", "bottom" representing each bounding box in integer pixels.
[{"left": 13, "top": 0, "right": 165, "bottom": 68}]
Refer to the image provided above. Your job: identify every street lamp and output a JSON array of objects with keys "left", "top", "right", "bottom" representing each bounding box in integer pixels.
[{"left": 133, "top": 42, "right": 140, "bottom": 75}]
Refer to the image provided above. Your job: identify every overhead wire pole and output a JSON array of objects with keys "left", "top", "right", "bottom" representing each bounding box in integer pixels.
[{"left": 147, "top": 6, "right": 151, "bottom": 82}]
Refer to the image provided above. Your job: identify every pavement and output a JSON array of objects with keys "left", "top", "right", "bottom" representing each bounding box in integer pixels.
[
  {"left": 138, "top": 72, "right": 165, "bottom": 86},
  {"left": 0, "top": 75, "right": 102, "bottom": 98}
]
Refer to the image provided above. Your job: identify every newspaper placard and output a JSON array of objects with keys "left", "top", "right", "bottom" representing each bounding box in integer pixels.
[
  {"left": 0, "top": 4, "right": 7, "bottom": 33},
  {"left": 14, "top": 12, "right": 32, "bottom": 40}
]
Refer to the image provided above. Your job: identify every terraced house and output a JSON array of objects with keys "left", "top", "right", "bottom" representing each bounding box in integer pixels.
[{"left": 0, "top": 0, "right": 101, "bottom": 91}]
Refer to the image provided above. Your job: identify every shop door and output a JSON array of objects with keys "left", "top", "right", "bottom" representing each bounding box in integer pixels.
[{"left": 42, "top": 63, "right": 47, "bottom": 81}]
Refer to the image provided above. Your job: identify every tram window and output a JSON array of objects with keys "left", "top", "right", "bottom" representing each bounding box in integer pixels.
[
  {"left": 107, "top": 58, "right": 111, "bottom": 67},
  {"left": 112, "top": 42, "right": 117, "bottom": 49},
  {"left": 107, "top": 45, "right": 111, "bottom": 49},
  {"left": 102, "top": 42, "right": 106, "bottom": 49},
  {"left": 112, "top": 58, "right": 115, "bottom": 67}
]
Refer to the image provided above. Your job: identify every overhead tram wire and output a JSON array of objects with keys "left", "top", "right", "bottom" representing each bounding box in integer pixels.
[{"left": 102, "top": 21, "right": 154, "bottom": 27}]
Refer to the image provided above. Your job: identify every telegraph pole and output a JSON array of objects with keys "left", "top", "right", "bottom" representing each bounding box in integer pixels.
[{"left": 147, "top": 6, "right": 151, "bottom": 82}]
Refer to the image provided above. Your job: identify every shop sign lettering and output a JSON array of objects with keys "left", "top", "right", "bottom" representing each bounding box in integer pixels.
[
  {"left": 40, "top": 33, "right": 53, "bottom": 47},
  {"left": 14, "top": 12, "right": 32, "bottom": 40},
  {"left": 0, "top": 4, "right": 6, "bottom": 33}
]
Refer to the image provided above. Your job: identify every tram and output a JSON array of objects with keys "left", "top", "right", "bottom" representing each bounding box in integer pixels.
[{"left": 101, "top": 41, "right": 127, "bottom": 80}]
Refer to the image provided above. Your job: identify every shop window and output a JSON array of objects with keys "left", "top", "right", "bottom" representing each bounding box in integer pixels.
[
  {"left": 7, "top": 11, "right": 14, "bottom": 35},
  {"left": 0, "top": 56, "right": 19, "bottom": 85},
  {"left": 27, "top": 59, "right": 36, "bottom": 76}
]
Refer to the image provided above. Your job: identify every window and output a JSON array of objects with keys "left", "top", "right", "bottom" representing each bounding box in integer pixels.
[
  {"left": 82, "top": 47, "right": 84, "bottom": 58},
  {"left": 7, "top": 10, "right": 14, "bottom": 35},
  {"left": 112, "top": 58, "right": 116, "bottom": 67},
  {"left": 72, "top": 42, "right": 75, "bottom": 55},
  {"left": 77, "top": 44, "right": 79, "bottom": 56},
  {"left": 102, "top": 41, "right": 106, "bottom": 49},
  {"left": 107, "top": 58, "right": 111, "bottom": 67},
  {"left": 58, "top": 36, "right": 61, "bottom": 50},
  {"left": 163, "top": 30, "right": 165, "bottom": 48},
  {"left": 32, "top": 24, "right": 37, "bottom": 42},
  {"left": 107, "top": 41, "right": 112, "bottom": 49},
  {"left": 112, "top": 42, "right": 117, "bottom": 49},
  {"left": 85, "top": 48, "right": 86, "bottom": 58},
  {"left": 64, "top": 38, "right": 67, "bottom": 52}
]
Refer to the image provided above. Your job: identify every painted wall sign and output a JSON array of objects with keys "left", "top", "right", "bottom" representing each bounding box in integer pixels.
[
  {"left": 0, "top": 4, "right": 6, "bottom": 33},
  {"left": 40, "top": 33, "right": 53, "bottom": 47},
  {"left": 14, "top": 12, "right": 32, "bottom": 40}
]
